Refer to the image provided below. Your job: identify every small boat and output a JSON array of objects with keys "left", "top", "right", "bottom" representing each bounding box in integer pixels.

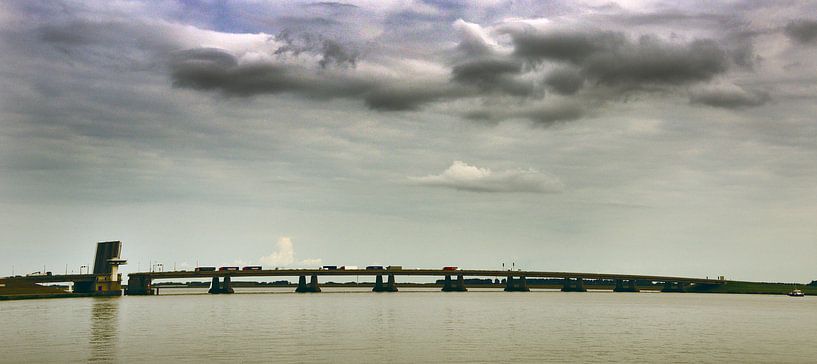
[{"left": 787, "top": 289, "right": 805, "bottom": 297}]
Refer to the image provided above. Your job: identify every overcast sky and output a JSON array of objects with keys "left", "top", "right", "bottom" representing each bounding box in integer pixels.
[{"left": 1, "top": 1, "right": 816, "bottom": 282}]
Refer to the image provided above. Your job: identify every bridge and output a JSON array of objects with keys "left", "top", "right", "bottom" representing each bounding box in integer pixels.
[
  {"left": 0, "top": 241, "right": 125, "bottom": 298},
  {"left": 125, "top": 268, "right": 726, "bottom": 295},
  {"left": 1, "top": 241, "right": 726, "bottom": 298}
]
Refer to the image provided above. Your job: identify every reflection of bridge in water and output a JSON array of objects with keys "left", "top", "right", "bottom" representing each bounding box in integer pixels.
[{"left": 125, "top": 268, "right": 726, "bottom": 295}]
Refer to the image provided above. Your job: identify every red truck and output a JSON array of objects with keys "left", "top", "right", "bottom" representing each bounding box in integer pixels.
[{"left": 442, "top": 266, "right": 458, "bottom": 271}]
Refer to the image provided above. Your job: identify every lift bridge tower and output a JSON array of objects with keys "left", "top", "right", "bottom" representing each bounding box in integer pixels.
[{"left": 73, "top": 241, "right": 127, "bottom": 295}]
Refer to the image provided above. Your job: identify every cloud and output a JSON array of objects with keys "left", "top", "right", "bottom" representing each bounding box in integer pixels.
[
  {"left": 581, "top": 37, "right": 727, "bottom": 87},
  {"left": 784, "top": 19, "right": 817, "bottom": 44},
  {"left": 465, "top": 99, "right": 585, "bottom": 125},
  {"left": 259, "top": 237, "right": 322, "bottom": 267},
  {"left": 302, "top": 2, "right": 359, "bottom": 10},
  {"left": 452, "top": 19, "right": 495, "bottom": 56},
  {"left": 163, "top": 14, "right": 749, "bottom": 124},
  {"left": 543, "top": 67, "right": 585, "bottom": 95},
  {"left": 274, "top": 30, "right": 358, "bottom": 68},
  {"left": 411, "top": 161, "right": 563, "bottom": 193},
  {"left": 506, "top": 28, "right": 728, "bottom": 88},
  {"left": 170, "top": 47, "right": 374, "bottom": 98},
  {"left": 510, "top": 30, "right": 625, "bottom": 63},
  {"left": 689, "top": 83, "right": 771, "bottom": 109},
  {"left": 450, "top": 57, "right": 533, "bottom": 96}
]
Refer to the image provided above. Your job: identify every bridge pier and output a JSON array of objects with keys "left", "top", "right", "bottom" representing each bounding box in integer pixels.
[
  {"left": 442, "top": 274, "right": 467, "bottom": 292},
  {"left": 221, "top": 276, "right": 235, "bottom": 294},
  {"left": 295, "top": 274, "right": 321, "bottom": 293},
  {"left": 208, "top": 276, "right": 235, "bottom": 294},
  {"left": 124, "top": 275, "right": 154, "bottom": 295},
  {"left": 504, "top": 276, "right": 530, "bottom": 292},
  {"left": 208, "top": 277, "right": 221, "bottom": 294},
  {"left": 661, "top": 281, "right": 687, "bottom": 292},
  {"left": 373, "top": 274, "right": 398, "bottom": 292},
  {"left": 561, "top": 277, "right": 587, "bottom": 292},
  {"left": 613, "top": 279, "right": 640, "bottom": 292}
]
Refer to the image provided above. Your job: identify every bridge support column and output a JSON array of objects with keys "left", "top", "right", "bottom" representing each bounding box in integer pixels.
[
  {"left": 442, "top": 274, "right": 467, "bottom": 292},
  {"left": 296, "top": 275, "right": 321, "bottom": 293},
  {"left": 124, "top": 275, "right": 154, "bottom": 295},
  {"left": 504, "top": 276, "right": 530, "bottom": 292},
  {"left": 221, "top": 276, "right": 235, "bottom": 294},
  {"left": 661, "top": 281, "right": 686, "bottom": 292},
  {"left": 613, "top": 279, "right": 640, "bottom": 292},
  {"left": 208, "top": 276, "right": 235, "bottom": 294},
  {"left": 208, "top": 276, "right": 221, "bottom": 294},
  {"left": 561, "top": 277, "right": 587, "bottom": 292},
  {"left": 373, "top": 274, "right": 398, "bottom": 292}
]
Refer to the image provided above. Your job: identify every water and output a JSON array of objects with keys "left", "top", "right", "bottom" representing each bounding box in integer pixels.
[{"left": 2, "top": 288, "right": 816, "bottom": 363}]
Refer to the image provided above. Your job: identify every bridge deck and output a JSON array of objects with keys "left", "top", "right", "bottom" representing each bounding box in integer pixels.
[
  {"left": 1, "top": 274, "right": 96, "bottom": 283},
  {"left": 127, "top": 269, "right": 725, "bottom": 284}
]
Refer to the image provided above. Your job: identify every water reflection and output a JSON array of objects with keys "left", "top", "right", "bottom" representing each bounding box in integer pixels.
[{"left": 89, "top": 298, "right": 119, "bottom": 363}]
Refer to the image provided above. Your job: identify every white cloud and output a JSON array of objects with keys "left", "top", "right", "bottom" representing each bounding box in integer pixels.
[
  {"left": 259, "top": 237, "right": 322, "bottom": 267},
  {"left": 411, "top": 161, "right": 564, "bottom": 193}
]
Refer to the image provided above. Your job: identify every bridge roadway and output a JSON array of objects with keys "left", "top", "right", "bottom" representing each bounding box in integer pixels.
[
  {"left": 2, "top": 274, "right": 96, "bottom": 284},
  {"left": 128, "top": 268, "right": 724, "bottom": 284},
  {"left": 123, "top": 268, "right": 725, "bottom": 295}
]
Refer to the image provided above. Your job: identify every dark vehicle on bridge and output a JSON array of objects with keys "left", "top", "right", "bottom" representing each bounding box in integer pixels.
[
  {"left": 366, "top": 265, "right": 384, "bottom": 270},
  {"left": 218, "top": 266, "right": 239, "bottom": 271},
  {"left": 195, "top": 267, "right": 216, "bottom": 272},
  {"left": 442, "top": 266, "right": 458, "bottom": 271},
  {"left": 242, "top": 266, "right": 262, "bottom": 271},
  {"left": 322, "top": 265, "right": 339, "bottom": 270},
  {"left": 26, "top": 271, "right": 52, "bottom": 277}
]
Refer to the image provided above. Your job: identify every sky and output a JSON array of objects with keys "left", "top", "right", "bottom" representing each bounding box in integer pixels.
[{"left": 1, "top": 0, "right": 815, "bottom": 282}]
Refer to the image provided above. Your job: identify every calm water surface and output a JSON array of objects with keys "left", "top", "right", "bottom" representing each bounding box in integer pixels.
[{"left": 2, "top": 288, "right": 816, "bottom": 363}]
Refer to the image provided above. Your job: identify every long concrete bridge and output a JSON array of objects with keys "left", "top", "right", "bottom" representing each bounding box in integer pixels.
[
  {"left": 124, "top": 268, "right": 726, "bottom": 295},
  {"left": 1, "top": 241, "right": 726, "bottom": 298}
]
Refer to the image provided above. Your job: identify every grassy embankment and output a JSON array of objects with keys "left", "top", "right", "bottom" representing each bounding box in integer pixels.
[{"left": 0, "top": 280, "right": 80, "bottom": 300}]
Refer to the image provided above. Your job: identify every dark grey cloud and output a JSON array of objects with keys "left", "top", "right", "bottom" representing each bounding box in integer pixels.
[
  {"left": 171, "top": 47, "right": 455, "bottom": 111},
  {"left": 507, "top": 28, "right": 728, "bottom": 88},
  {"left": 171, "top": 47, "right": 371, "bottom": 98},
  {"left": 510, "top": 31, "right": 625, "bottom": 63},
  {"left": 689, "top": 85, "right": 770, "bottom": 109},
  {"left": 451, "top": 58, "right": 521, "bottom": 82},
  {"left": 165, "top": 9, "right": 770, "bottom": 125},
  {"left": 543, "top": 67, "right": 584, "bottom": 95},
  {"left": 450, "top": 57, "right": 532, "bottom": 96},
  {"left": 582, "top": 38, "right": 727, "bottom": 87},
  {"left": 785, "top": 19, "right": 817, "bottom": 44}
]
